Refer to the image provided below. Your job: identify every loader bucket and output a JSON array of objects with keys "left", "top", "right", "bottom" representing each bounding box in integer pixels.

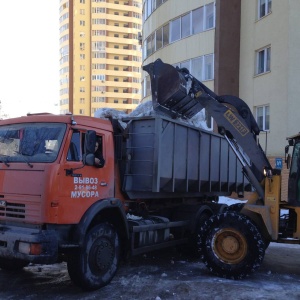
[{"left": 143, "top": 59, "right": 204, "bottom": 119}]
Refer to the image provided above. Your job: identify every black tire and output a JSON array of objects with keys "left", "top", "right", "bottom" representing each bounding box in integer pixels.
[
  {"left": 198, "top": 212, "right": 265, "bottom": 279},
  {"left": 67, "top": 223, "right": 120, "bottom": 291},
  {"left": 223, "top": 203, "right": 244, "bottom": 213},
  {"left": 0, "top": 258, "right": 29, "bottom": 271}
]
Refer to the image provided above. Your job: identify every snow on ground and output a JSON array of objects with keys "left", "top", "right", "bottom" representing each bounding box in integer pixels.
[{"left": 1, "top": 242, "right": 300, "bottom": 299}]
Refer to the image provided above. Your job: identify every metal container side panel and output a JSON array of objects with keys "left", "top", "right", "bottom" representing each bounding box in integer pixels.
[
  {"left": 199, "top": 133, "right": 211, "bottom": 183},
  {"left": 220, "top": 138, "right": 230, "bottom": 191},
  {"left": 121, "top": 116, "right": 250, "bottom": 198},
  {"left": 159, "top": 120, "right": 202, "bottom": 193},
  {"left": 122, "top": 118, "right": 156, "bottom": 192}
]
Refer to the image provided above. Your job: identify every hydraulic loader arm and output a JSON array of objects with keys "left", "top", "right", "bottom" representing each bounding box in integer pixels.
[{"left": 143, "top": 59, "right": 272, "bottom": 200}]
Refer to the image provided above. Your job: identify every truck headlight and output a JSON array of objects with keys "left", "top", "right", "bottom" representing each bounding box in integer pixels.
[{"left": 19, "top": 242, "right": 42, "bottom": 255}]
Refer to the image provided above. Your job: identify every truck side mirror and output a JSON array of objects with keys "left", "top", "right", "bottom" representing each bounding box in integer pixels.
[
  {"left": 286, "top": 154, "right": 291, "bottom": 169},
  {"left": 285, "top": 145, "right": 289, "bottom": 155},
  {"left": 84, "top": 153, "right": 95, "bottom": 166},
  {"left": 285, "top": 145, "right": 290, "bottom": 168}
]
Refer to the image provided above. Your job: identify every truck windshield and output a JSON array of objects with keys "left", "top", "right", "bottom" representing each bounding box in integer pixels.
[{"left": 0, "top": 123, "right": 66, "bottom": 163}]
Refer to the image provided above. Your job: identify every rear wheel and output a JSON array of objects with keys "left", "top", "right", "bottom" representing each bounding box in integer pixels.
[
  {"left": 67, "top": 223, "right": 120, "bottom": 291},
  {"left": 198, "top": 212, "right": 265, "bottom": 279},
  {"left": 0, "top": 258, "right": 29, "bottom": 271}
]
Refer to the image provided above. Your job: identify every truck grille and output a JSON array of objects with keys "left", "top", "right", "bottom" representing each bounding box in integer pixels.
[{"left": 0, "top": 202, "right": 26, "bottom": 219}]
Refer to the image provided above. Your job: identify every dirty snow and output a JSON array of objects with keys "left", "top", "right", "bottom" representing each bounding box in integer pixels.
[{"left": 1, "top": 243, "right": 300, "bottom": 299}]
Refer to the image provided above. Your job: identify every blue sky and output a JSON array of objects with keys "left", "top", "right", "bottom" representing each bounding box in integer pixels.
[{"left": 0, "top": 1, "right": 59, "bottom": 117}]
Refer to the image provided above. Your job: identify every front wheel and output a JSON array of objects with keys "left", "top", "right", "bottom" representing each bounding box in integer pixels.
[
  {"left": 67, "top": 223, "right": 120, "bottom": 291},
  {"left": 198, "top": 212, "right": 265, "bottom": 279}
]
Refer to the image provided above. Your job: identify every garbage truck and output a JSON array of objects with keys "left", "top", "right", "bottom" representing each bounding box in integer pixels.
[
  {"left": 144, "top": 58, "right": 300, "bottom": 280},
  {"left": 0, "top": 109, "right": 249, "bottom": 289}
]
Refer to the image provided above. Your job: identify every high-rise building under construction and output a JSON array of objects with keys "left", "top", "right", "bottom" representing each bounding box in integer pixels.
[{"left": 59, "top": 0, "right": 142, "bottom": 116}]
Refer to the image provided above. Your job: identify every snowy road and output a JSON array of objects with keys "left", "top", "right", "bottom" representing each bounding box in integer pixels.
[{"left": 0, "top": 242, "right": 300, "bottom": 299}]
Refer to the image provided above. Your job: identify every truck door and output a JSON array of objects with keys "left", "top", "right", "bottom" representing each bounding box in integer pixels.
[
  {"left": 57, "top": 129, "right": 114, "bottom": 224},
  {"left": 288, "top": 142, "right": 300, "bottom": 206}
]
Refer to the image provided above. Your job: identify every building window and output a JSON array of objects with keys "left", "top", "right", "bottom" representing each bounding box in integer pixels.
[
  {"left": 204, "top": 54, "right": 214, "bottom": 80},
  {"left": 79, "top": 109, "right": 85, "bottom": 115},
  {"left": 80, "top": 54, "right": 85, "bottom": 60},
  {"left": 92, "top": 86, "right": 105, "bottom": 92},
  {"left": 92, "top": 74, "right": 105, "bottom": 81},
  {"left": 92, "top": 18, "right": 106, "bottom": 25},
  {"left": 205, "top": 2, "right": 215, "bottom": 29},
  {"left": 162, "top": 24, "right": 169, "bottom": 47},
  {"left": 93, "top": 7, "right": 105, "bottom": 13},
  {"left": 145, "top": 75, "right": 151, "bottom": 97},
  {"left": 186, "top": 54, "right": 214, "bottom": 81},
  {"left": 80, "top": 20, "right": 85, "bottom": 26},
  {"left": 92, "top": 63, "right": 105, "bottom": 69},
  {"left": 80, "top": 98, "right": 85, "bottom": 104},
  {"left": 156, "top": 27, "right": 163, "bottom": 50},
  {"left": 92, "top": 52, "right": 106, "bottom": 58},
  {"left": 80, "top": 87, "right": 85, "bottom": 92},
  {"left": 170, "top": 17, "right": 181, "bottom": 42},
  {"left": 143, "top": 3, "right": 215, "bottom": 60},
  {"left": 192, "top": 7, "right": 204, "bottom": 34},
  {"left": 92, "top": 97, "right": 105, "bottom": 102},
  {"left": 256, "top": 105, "right": 270, "bottom": 131},
  {"left": 92, "top": 30, "right": 106, "bottom": 36},
  {"left": 92, "top": 41, "right": 105, "bottom": 51},
  {"left": 181, "top": 13, "right": 191, "bottom": 38},
  {"left": 256, "top": 46, "right": 271, "bottom": 74},
  {"left": 258, "top": 0, "right": 272, "bottom": 19}
]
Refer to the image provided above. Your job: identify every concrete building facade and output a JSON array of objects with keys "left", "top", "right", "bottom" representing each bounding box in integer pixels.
[
  {"left": 59, "top": 0, "right": 143, "bottom": 116},
  {"left": 141, "top": 0, "right": 300, "bottom": 159},
  {"left": 141, "top": 0, "right": 300, "bottom": 200},
  {"left": 239, "top": 0, "right": 300, "bottom": 158},
  {"left": 141, "top": 0, "right": 243, "bottom": 130}
]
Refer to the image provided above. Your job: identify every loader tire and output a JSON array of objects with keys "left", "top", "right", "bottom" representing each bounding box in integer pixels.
[
  {"left": 0, "top": 258, "right": 29, "bottom": 271},
  {"left": 67, "top": 223, "right": 120, "bottom": 291},
  {"left": 198, "top": 212, "right": 265, "bottom": 279}
]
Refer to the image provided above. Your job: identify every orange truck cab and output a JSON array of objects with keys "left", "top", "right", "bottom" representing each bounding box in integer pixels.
[{"left": 0, "top": 114, "right": 128, "bottom": 263}]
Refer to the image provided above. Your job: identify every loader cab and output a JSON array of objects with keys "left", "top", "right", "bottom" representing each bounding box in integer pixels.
[{"left": 287, "top": 134, "right": 300, "bottom": 206}]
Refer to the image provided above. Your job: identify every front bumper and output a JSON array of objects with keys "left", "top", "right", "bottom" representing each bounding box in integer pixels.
[{"left": 0, "top": 224, "right": 58, "bottom": 264}]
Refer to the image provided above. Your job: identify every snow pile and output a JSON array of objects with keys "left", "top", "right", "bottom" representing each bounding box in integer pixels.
[{"left": 94, "top": 101, "right": 210, "bottom": 131}]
